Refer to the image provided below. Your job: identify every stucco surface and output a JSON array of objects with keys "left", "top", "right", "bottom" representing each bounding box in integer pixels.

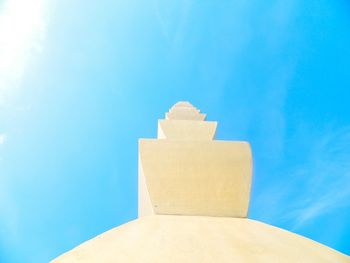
[
  {"left": 165, "top": 111, "right": 206, "bottom": 120},
  {"left": 157, "top": 120, "right": 217, "bottom": 140},
  {"left": 139, "top": 139, "right": 252, "bottom": 217},
  {"left": 52, "top": 215, "right": 349, "bottom": 263},
  {"left": 165, "top": 102, "right": 206, "bottom": 120},
  {"left": 138, "top": 157, "right": 154, "bottom": 217}
]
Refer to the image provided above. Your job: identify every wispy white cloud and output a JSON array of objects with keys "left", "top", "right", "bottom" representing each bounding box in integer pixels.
[
  {"left": 0, "top": 182, "right": 19, "bottom": 241},
  {"left": 151, "top": 0, "right": 192, "bottom": 44},
  {"left": 254, "top": 125, "right": 350, "bottom": 229},
  {"left": 0, "top": 133, "right": 6, "bottom": 144},
  {"left": 289, "top": 127, "right": 350, "bottom": 228}
]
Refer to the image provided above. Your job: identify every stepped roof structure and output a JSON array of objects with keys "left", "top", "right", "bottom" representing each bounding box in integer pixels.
[{"left": 52, "top": 102, "right": 349, "bottom": 263}]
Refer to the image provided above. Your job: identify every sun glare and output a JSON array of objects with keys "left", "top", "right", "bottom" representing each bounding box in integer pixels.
[{"left": 0, "top": 0, "right": 46, "bottom": 96}]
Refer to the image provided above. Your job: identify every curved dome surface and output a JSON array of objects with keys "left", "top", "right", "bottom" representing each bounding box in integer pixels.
[{"left": 52, "top": 215, "right": 348, "bottom": 262}]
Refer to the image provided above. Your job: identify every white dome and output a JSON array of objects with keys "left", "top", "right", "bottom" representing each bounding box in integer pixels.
[{"left": 52, "top": 215, "right": 348, "bottom": 263}]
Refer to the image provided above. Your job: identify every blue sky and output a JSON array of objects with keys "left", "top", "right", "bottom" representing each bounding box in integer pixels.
[{"left": 0, "top": 0, "right": 350, "bottom": 262}]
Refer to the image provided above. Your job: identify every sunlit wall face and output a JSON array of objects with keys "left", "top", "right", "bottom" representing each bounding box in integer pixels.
[{"left": 0, "top": 0, "right": 350, "bottom": 262}]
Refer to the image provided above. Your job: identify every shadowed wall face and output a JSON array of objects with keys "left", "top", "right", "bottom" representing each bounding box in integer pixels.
[{"left": 138, "top": 102, "right": 252, "bottom": 217}]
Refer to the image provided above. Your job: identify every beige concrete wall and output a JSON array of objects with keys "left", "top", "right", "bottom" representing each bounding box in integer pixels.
[
  {"left": 165, "top": 111, "right": 206, "bottom": 120},
  {"left": 165, "top": 102, "right": 206, "bottom": 121},
  {"left": 139, "top": 139, "right": 252, "bottom": 217},
  {"left": 157, "top": 120, "right": 217, "bottom": 140},
  {"left": 138, "top": 155, "right": 154, "bottom": 217},
  {"left": 140, "top": 101, "right": 252, "bottom": 217}
]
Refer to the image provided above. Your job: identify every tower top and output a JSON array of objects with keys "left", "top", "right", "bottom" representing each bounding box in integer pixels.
[
  {"left": 166, "top": 101, "right": 206, "bottom": 121},
  {"left": 139, "top": 102, "right": 252, "bottom": 218},
  {"left": 173, "top": 101, "right": 194, "bottom": 108}
]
